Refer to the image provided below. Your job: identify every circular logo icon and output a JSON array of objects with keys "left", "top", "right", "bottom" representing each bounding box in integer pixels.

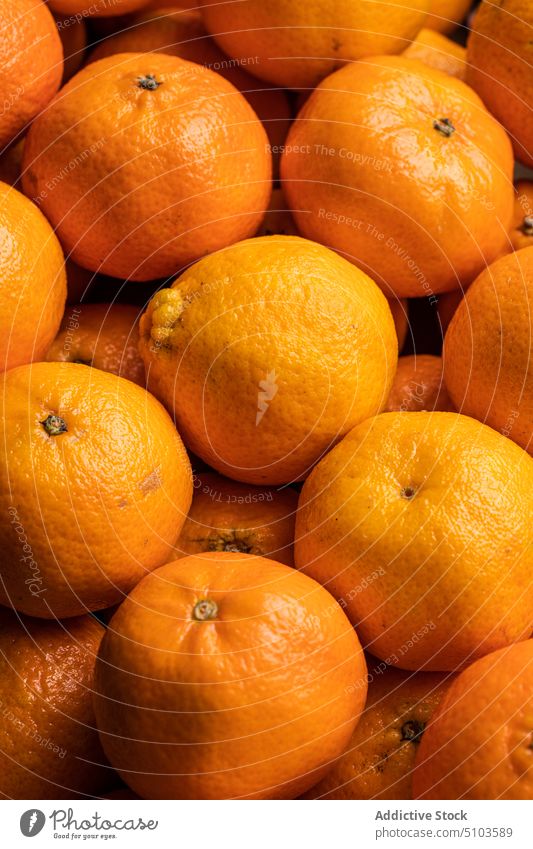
[{"left": 20, "top": 810, "right": 46, "bottom": 837}]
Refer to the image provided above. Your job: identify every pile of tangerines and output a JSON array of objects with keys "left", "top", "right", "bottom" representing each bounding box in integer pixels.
[{"left": 0, "top": 0, "right": 531, "bottom": 802}]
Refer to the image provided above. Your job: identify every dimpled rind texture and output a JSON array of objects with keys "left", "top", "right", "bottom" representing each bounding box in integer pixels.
[
  {"left": 281, "top": 56, "right": 514, "bottom": 298},
  {"left": 0, "top": 609, "right": 109, "bottom": 799},
  {"left": 0, "top": 362, "right": 193, "bottom": 618},
  {"left": 93, "top": 551, "right": 368, "bottom": 800},
  {"left": 22, "top": 52, "right": 272, "bottom": 281},
  {"left": 467, "top": 0, "right": 533, "bottom": 168},
  {"left": 139, "top": 235, "right": 398, "bottom": 485},
  {"left": 0, "top": 0, "right": 63, "bottom": 149},
  {"left": 199, "top": 0, "right": 430, "bottom": 89},
  {"left": 413, "top": 641, "right": 533, "bottom": 799},
  {"left": 295, "top": 411, "right": 533, "bottom": 671},
  {"left": 443, "top": 247, "right": 533, "bottom": 454},
  {"left": 0, "top": 182, "right": 67, "bottom": 372}
]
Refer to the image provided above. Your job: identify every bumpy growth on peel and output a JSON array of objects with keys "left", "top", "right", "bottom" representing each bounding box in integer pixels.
[{"left": 139, "top": 235, "right": 398, "bottom": 485}]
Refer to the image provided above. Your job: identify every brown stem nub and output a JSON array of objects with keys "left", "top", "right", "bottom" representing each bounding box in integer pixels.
[
  {"left": 400, "top": 485, "right": 417, "bottom": 500},
  {"left": 401, "top": 719, "right": 425, "bottom": 744},
  {"left": 520, "top": 215, "right": 533, "bottom": 236},
  {"left": 41, "top": 414, "right": 68, "bottom": 436},
  {"left": 192, "top": 599, "right": 218, "bottom": 621},
  {"left": 137, "top": 74, "right": 163, "bottom": 91},
  {"left": 433, "top": 117, "right": 455, "bottom": 137}
]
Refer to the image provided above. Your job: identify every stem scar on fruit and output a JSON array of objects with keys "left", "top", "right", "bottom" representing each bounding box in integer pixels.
[
  {"left": 192, "top": 599, "right": 218, "bottom": 621},
  {"left": 521, "top": 216, "right": 533, "bottom": 236},
  {"left": 433, "top": 117, "right": 455, "bottom": 137},
  {"left": 400, "top": 485, "right": 417, "bottom": 500},
  {"left": 137, "top": 74, "right": 163, "bottom": 91},
  {"left": 41, "top": 414, "right": 68, "bottom": 436},
  {"left": 401, "top": 719, "right": 425, "bottom": 744}
]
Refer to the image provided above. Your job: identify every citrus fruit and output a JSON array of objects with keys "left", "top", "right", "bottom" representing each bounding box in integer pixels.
[
  {"left": 295, "top": 411, "right": 533, "bottom": 671},
  {"left": 0, "top": 362, "right": 192, "bottom": 618},
  {"left": 172, "top": 471, "right": 298, "bottom": 565},
  {"left": 413, "top": 641, "right": 533, "bottom": 799},
  {"left": 0, "top": 608, "right": 110, "bottom": 799},
  {"left": 510, "top": 181, "right": 533, "bottom": 252},
  {"left": 467, "top": 0, "right": 533, "bottom": 167},
  {"left": 93, "top": 551, "right": 368, "bottom": 799},
  {"left": 0, "top": 0, "right": 63, "bottom": 150},
  {"left": 0, "top": 182, "right": 66, "bottom": 373},
  {"left": 443, "top": 247, "right": 533, "bottom": 454},
  {"left": 88, "top": 7, "right": 291, "bottom": 171},
  {"left": 22, "top": 52, "right": 271, "bottom": 281},
  {"left": 139, "top": 235, "right": 398, "bottom": 485},
  {"left": 386, "top": 355, "right": 453, "bottom": 412},
  {"left": 281, "top": 56, "right": 514, "bottom": 299},
  {"left": 304, "top": 663, "right": 452, "bottom": 799},
  {"left": 49, "top": 0, "right": 150, "bottom": 15},
  {"left": 198, "top": 0, "right": 430, "bottom": 89},
  {"left": 403, "top": 29, "right": 466, "bottom": 79},
  {"left": 46, "top": 302, "right": 145, "bottom": 386},
  {"left": 425, "top": 0, "right": 471, "bottom": 33}
]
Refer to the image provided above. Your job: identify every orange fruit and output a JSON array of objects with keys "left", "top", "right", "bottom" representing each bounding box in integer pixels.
[
  {"left": 304, "top": 663, "right": 452, "bottom": 799},
  {"left": 0, "top": 362, "right": 192, "bottom": 618},
  {"left": 386, "top": 355, "right": 453, "bottom": 412},
  {"left": 93, "top": 550, "right": 368, "bottom": 799},
  {"left": 443, "top": 247, "right": 533, "bottom": 454},
  {"left": 46, "top": 302, "right": 145, "bottom": 386},
  {"left": 49, "top": 0, "right": 150, "bottom": 15},
  {"left": 0, "top": 0, "right": 63, "bottom": 150},
  {"left": 281, "top": 56, "right": 514, "bottom": 298},
  {"left": 467, "top": 0, "right": 533, "bottom": 167},
  {"left": 172, "top": 471, "right": 298, "bottom": 565},
  {"left": 0, "top": 609, "right": 110, "bottom": 799},
  {"left": 89, "top": 8, "right": 292, "bottom": 173},
  {"left": 198, "top": 0, "right": 430, "bottom": 89},
  {"left": 0, "top": 182, "right": 66, "bottom": 373},
  {"left": 295, "top": 411, "right": 533, "bottom": 671},
  {"left": 22, "top": 52, "right": 271, "bottom": 282},
  {"left": 510, "top": 181, "right": 533, "bottom": 253},
  {"left": 403, "top": 28, "right": 466, "bottom": 79},
  {"left": 139, "top": 235, "right": 398, "bottom": 485},
  {"left": 54, "top": 13, "right": 87, "bottom": 82},
  {"left": 425, "top": 0, "right": 471, "bottom": 34},
  {"left": 413, "top": 641, "right": 533, "bottom": 799}
]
